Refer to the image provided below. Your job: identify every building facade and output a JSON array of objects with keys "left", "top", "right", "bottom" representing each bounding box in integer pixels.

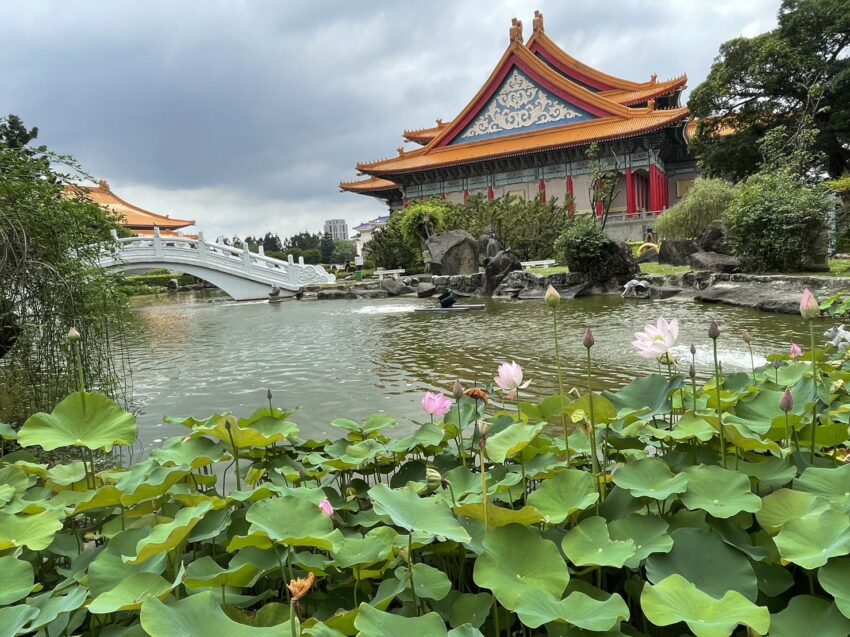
[
  {"left": 340, "top": 12, "right": 700, "bottom": 240},
  {"left": 351, "top": 215, "right": 389, "bottom": 257},
  {"left": 323, "top": 218, "right": 349, "bottom": 241}
]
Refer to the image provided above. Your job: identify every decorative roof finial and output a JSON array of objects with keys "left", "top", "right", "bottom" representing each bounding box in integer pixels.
[
  {"left": 97, "top": 179, "right": 110, "bottom": 191},
  {"left": 533, "top": 10, "right": 544, "bottom": 33},
  {"left": 651, "top": 73, "right": 657, "bottom": 84},
  {"left": 647, "top": 99, "right": 656, "bottom": 112},
  {"left": 509, "top": 17, "right": 523, "bottom": 43},
  {"left": 397, "top": 146, "right": 406, "bottom": 156}
]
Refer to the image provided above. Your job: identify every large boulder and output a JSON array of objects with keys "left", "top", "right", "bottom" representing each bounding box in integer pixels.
[
  {"left": 425, "top": 230, "right": 479, "bottom": 275},
  {"left": 478, "top": 232, "right": 501, "bottom": 266},
  {"left": 636, "top": 246, "right": 658, "bottom": 264},
  {"left": 381, "top": 279, "right": 416, "bottom": 296},
  {"left": 696, "top": 226, "right": 730, "bottom": 254},
  {"left": 416, "top": 282, "right": 436, "bottom": 298},
  {"left": 659, "top": 239, "right": 700, "bottom": 266},
  {"left": 583, "top": 240, "right": 639, "bottom": 285},
  {"left": 483, "top": 249, "right": 522, "bottom": 296},
  {"left": 688, "top": 251, "right": 741, "bottom": 274}
]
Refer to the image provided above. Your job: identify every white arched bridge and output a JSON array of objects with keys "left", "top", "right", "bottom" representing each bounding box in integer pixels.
[{"left": 98, "top": 228, "right": 336, "bottom": 300}]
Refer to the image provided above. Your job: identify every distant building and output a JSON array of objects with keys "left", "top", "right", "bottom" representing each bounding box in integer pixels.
[
  {"left": 351, "top": 215, "right": 390, "bottom": 257},
  {"left": 323, "top": 218, "right": 349, "bottom": 241}
]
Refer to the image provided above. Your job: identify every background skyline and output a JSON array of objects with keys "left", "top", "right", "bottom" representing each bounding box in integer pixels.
[{"left": 3, "top": 1, "right": 780, "bottom": 240}]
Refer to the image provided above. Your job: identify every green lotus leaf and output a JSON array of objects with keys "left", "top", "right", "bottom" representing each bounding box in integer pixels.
[
  {"left": 645, "top": 527, "right": 758, "bottom": 601},
  {"left": 124, "top": 501, "right": 215, "bottom": 565},
  {"left": 302, "top": 622, "right": 346, "bottom": 637},
  {"left": 612, "top": 458, "right": 688, "bottom": 500},
  {"left": 561, "top": 516, "right": 636, "bottom": 568},
  {"left": 395, "top": 562, "right": 451, "bottom": 600},
  {"left": 769, "top": 595, "right": 850, "bottom": 637},
  {"left": 0, "top": 605, "right": 38, "bottom": 637},
  {"left": 640, "top": 574, "right": 769, "bottom": 637},
  {"left": 115, "top": 460, "right": 190, "bottom": 507},
  {"left": 775, "top": 509, "right": 850, "bottom": 569},
  {"left": 18, "top": 391, "right": 137, "bottom": 451},
  {"left": 323, "top": 439, "right": 387, "bottom": 470},
  {"left": 0, "top": 422, "right": 16, "bottom": 440},
  {"left": 645, "top": 411, "right": 716, "bottom": 442},
  {"left": 191, "top": 411, "right": 298, "bottom": 449},
  {"left": 513, "top": 589, "right": 629, "bottom": 631},
  {"left": 608, "top": 513, "right": 673, "bottom": 568},
  {"left": 681, "top": 465, "right": 761, "bottom": 519},
  {"left": 245, "top": 495, "right": 343, "bottom": 551},
  {"left": 184, "top": 556, "right": 257, "bottom": 590},
  {"left": 0, "top": 465, "right": 31, "bottom": 500},
  {"left": 799, "top": 421, "right": 850, "bottom": 448},
  {"left": 335, "top": 527, "right": 398, "bottom": 569},
  {"left": 484, "top": 422, "right": 543, "bottom": 463},
  {"left": 448, "top": 592, "right": 492, "bottom": 629},
  {"left": 24, "top": 585, "right": 87, "bottom": 632},
  {"left": 603, "top": 373, "right": 680, "bottom": 417},
  {"left": 752, "top": 560, "right": 794, "bottom": 597},
  {"left": 89, "top": 567, "right": 183, "bottom": 614},
  {"left": 353, "top": 603, "right": 446, "bottom": 637},
  {"left": 721, "top": 418, "right": 781, "bottom": 453},
  {"left": 452, "top": 501, "right": 543, "bottom": 528},
  {"left": 736, "top": 457, "right": 796, "bottom": 488},
  {"left": 526, "top": 469, "right": 598, "bottom": 523},
  {"left": 45, "top": 461, "right": 87, "bottom": 487},
  {"left": 447, "top": 625, "right": 484, "bottom": 637},
  {"left": 186, "top": 506, "right": 231, "bottom": 543},
  {"left": 150, "top": 436, "right": 228, "bottom": 469},
  {"left": 0, "top": 510, "right": 63, "bottom": 550},
  {"left": 0, "top": 555, "right": 36, "bottom": 604},
  {"left": 568, "top": 393, "right": 617, "bottom": 424},
  {"left": 89, "top": 527, "right": 168, "bottom": 596},
  {"left": 330, "top": 413, "right": 396, "bottom": 441},
  {"left": 140, "top": 590, "right": 296, "bottom": 637},
  {"left": 369, "top": 484, "right": 470, "bottom": 543},
  {"left": 473, "top": 524, "right": 569, "bottom": 611},
  {"left": 756, "top": 488, "right": 829, "bottom": 533},
  {"left": 818, "top": 557, "right": 850, "bottom": 619},
  {"left": 794, "top": 463, "right": 850, "bottom": 512}
]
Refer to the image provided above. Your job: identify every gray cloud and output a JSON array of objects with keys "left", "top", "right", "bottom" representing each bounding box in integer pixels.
[{"left": 2, "top": 0, "right": 779, "bottom": 240}]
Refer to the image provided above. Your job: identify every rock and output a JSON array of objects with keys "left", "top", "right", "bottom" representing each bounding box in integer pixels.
[
  {"left": 688, "top": 252, "right": 741, "bottom": 274},
  {"left": 447, "top": 272, "right": 485, "bottom": 296},
  {"left": 425, "top": 230, "right": 479, "bottom": 275},
  {"left": 478, "top": 232, "right": 501, "bottom": 265},
  {"left": 416, "top": 283, "right": 436, "bottom": 298},
  {"left": 483, "top": 249, "right": 522, "bottom": 296},
  {"left": 650, "top": 287, "right": 683, "bottom": 300},
  {"left": 381, "top": 279, "right": 416, "bottom": 296},
  {"left": 621, "top": 279, "right": 652, "bottom": 299},
  {"left": 659, "top": 239, "right": 700, "bottom": 265},
  {"left": 583, "top": 240, "right": 639, "bottom": 285},
  {"left": 695, "top": 284, "right": 800, "bottom": 314},
  {"left": 167, "top": 278, "right": 180, "bottom": 291},
  {"left": 352, "top": 288, "right": 388, "bottom": 299},
  {"left": 696, "top": 226, "right": 730, "bottom": 254},
  {"left": 636, "top": 246, "right": 658, "bottom": 263},
  {"left": 317, "top": 288, "right": 355, "bottom": 300}
]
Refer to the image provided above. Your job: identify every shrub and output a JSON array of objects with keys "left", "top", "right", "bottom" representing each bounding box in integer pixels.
[
  {"left": 553, "top": 216, "right": 617, "bottom": 273},
  {"left": 724, "top": 170, "right": 831, "bottom": 272},
  {"left": 654, "top": 177, "right": 736, "bottom": 239}
]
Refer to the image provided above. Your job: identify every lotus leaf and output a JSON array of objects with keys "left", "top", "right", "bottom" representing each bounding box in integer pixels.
[
  {"left": 115, "top": 461, "right": 191, "bottom": 507},
  {"left": 794, "top": 463, "right": 850, "bottom": 512},
  {"left": 184, "top": 556, "right": 257, "bottom": 589},
  {"left": 89, "top": 528, "right": 167, "bottom": 596},
  {"left": 568, "top": 393, "right": 617, "bottom": 423},
  {"left": 23, "top": 585, "right": 87, "bottom": 632},
  {"left": 608, "top": 513, "right": 673, "bottom": 568},
  {"left": 721, "top": 418, "right": 782, "bottom": 452},
  {"left": 150, "top": 436, "right": 228, "bottom": 469},
  {"left": 0, "top": 510, "right": 63, "bottom": 550},
  {"left": 353, "top": 603, "right": 447, "bottom": 637},
  {"left": 681, "top": 465, "right": 761, "bottom": 518},
  {"left": 799, "top": 421, "right": 850, "bottom": 448},
  {"left": 0, "top": 555, "right": 36, "bottom": 604},
  {"left": 603, "top": 374, "right": 680, "bottom": 417},
  {"left": 446, "top": 625, "right": 485, "bottom": 637},
  {"left": 819, "top": 558, "right": 850, "bottom": 619},
  {"left": 124, "top": 501, "right": 214, "bottom": 565},
  {"left": 645, "top": 411, "right": 715, "bottom": 442},
  {"left": 303, "top": 623, "right": 347, "bottom": 637},
  {"left": 473, "top": 524, "right": 569, "bottom": 610},
  {"left": 0, "top": 422, "right": 16, "bottom": 440},
  {"left": 513, "top": 589, "right": 629, "bottom": 631},
  {"left": 751, "top": 560, "right": 794, "bottom": 597},
  {"left": 448, "top": 592, "right": 492, "bottom": 629},
  {"left": 191, "top": 412, "right": 297, "bottom": 449},
  {"left": 369, "top": 483, "right": 470, "bottom": 543},
  {"left": 335, "top": 528, "right": 398, "bottom": 569},
  {"left": 736, "top": 457, "right": 796, "bottom": 488},
  {"left": 756, "top": 488, "right": 829, "bottom": 533},
  {"left": 186, "top": 506, "right": 232, "bottom": 543},
  {"left": 769, "top": 594, "right": 850, "bottom": 636},
  {"left": 484, "top": 422, "right": 543, "bottom": 463},
  {"left": 18, "top": 391, "right": 137, "bottom": 451},
  {"left": 331, "top": 413, "right": 396, "bottom": 440},
  {"left": 641, "top": 574, "right": 769, "bottom": 637},
  {"left": 612, "top": 458, "right": 688, "bottom": 500},
  {"left": 140, "top": 591, "right": 296, "bottom": 636},
  {"left": 45, "top": 461, "right": 87, "bottom": 487},
  {"left": 645, "top": 527, "right": 758, "bottom": 601},
  {"left": 526, "top": 468, "right": 598, "bottom": 523},
  {"left": 245, "top": 495, "right": 343, "bottom": 551},
  {"left": 88, "top": 570, "right": 181, "bottom": 613},
  {"left": 561, "top": 516, "right": 636, "bottom": 568},
  {"left": 0, "top": 605, "right": 38, "bottom": 637},
  {"left": 395, "top": 562, "right": 451, "bottom": 600},
  {"left": 775, "top": 509, "right": 850, "bottom": 569},
  {"left": 452, "top": 501, "right": 544, "bottom": 527}
]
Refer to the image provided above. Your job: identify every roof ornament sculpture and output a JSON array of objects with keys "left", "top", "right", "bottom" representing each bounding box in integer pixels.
[
  {"left": 509, "top": 17, "right": 523, "bottom": 43},
  {"left": 397, "top": 146, "right": 406, "bottom": 156},
  {"left": 97, "top": 179, "right": 110, "bottom": 191},
  {"left": 533, "top": 10, "right": 544, "bottom": 33},
  {"left": 651, "top": 73, "right": 657, "bottom": 84}
]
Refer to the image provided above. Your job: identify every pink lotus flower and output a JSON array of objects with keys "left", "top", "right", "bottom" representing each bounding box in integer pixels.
[
  {"left": 632, "top": 317, "right": 679, "bottom": 360},
  {"left": 421, "top": 391, "right": 452, "bottom": 417},
  {"left": 789, "top": 343, "right": 803, "bottom": 360},
  {"left": 800, "top": 288, "right": 819, "bottom": 320},
  {"left": 494, "top": 361, "right": 531, "bottom": 394},
  {"left": 319, "top": 499, "right": 334, "bottom": 517}
]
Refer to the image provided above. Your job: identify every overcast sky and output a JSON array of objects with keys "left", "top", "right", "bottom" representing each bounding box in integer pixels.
[{"left": 4, "top": 1, "right": 779, "bottom": 241}]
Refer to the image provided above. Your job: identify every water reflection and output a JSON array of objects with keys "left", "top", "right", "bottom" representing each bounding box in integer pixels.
[{"left": 126, "top": 293, "right": 808, "bottom": 449}]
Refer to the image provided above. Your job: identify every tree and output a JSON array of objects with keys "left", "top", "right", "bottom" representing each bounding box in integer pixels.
[
  {"left": 262, "top": 232, "right": 282, "bottom": 253},
  {"left": 331, "top": 239, "right": 356, "bottom": 263},
  {"left": 586, "top": 143, "right": 620, "bottom": 229},
  {"left": 689, "top": 0, "right": 850, "bottom": 179},
  {"left": 654, "top": 178, "right": 737, "bottom": 239},
  {"left": 284, "top": 231, "right": 321, "bottom": 251},
  {"left": 0, "top": 114, "right": 40, "bottom": 150},
  {"left": 320, "top": 232, "right": 334, "bottom": 263}
]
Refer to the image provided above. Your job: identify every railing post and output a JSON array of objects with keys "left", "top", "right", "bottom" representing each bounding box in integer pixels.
[
  {"left": 242, "top": 242, "right": 252, "bottom": 272},
  {"left": 258, "top": 245, "right": 265, "bottom": 257},
  {"left": 197, "top": 231, "right": 207, "bottom": 263},
  {"left": 298, "top": 256, "right": 304, "bottom": 266},
  {"left": 110, "top": 228, "right": 119, "bottom": 241},
  {"left": 153, "top": 226, "right": 163, "bottom": 257}
]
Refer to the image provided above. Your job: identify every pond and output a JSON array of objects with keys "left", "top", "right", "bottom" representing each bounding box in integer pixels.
[{"left": 125, "top": 292, "right": 808, "bottom": 451}]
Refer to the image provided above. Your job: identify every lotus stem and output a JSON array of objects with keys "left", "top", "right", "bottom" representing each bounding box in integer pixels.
[
  {"left": 784, "top": 410, "right": 791, "bottom": 462},
  {"left": 225, "top": 422, "right": 242, "bottom": 492},
  {"left": 480, "top": 436, "right": 489, "bottom": 533},
  {"left": 810, "top": 319, "right": 819, "bottom": 463},
  {"left": 455, "top": 402, "right": 465, "bottom": 467},
  {"left": 586, "top": 349, "right": 603, "bottom": 501},
  {"left": 407, "top": 533, "right": 420, "bottom": 615},
  {"left": 71, "top": 338, "right": 86, "bottom": 393},
  {"left": 712, "top": 338, "right": 727, "bottom": 469},
  {"left": 747, "top": 343, "right": 756, "bottom": 386},
  {"left": 290, "top": 600, "right": 299, "bottom": 637},
  {"left": 552, "top": 312, "right": 569, "bottom": 462}
]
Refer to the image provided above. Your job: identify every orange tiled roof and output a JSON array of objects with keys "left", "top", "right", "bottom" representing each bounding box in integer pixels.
[
  {"left": 686, "top": 118, "right": 737, "bottom": 140},
  {"left": 403, "top": 119, "right": 451, "bottom": 144},
  {"left": 65, "top": 181, "right": 194, "bottom": 230},
  {"left": 601, "top": 81, "right": 687, "bottom": 106},
  {"left": 339, "top": 177, "right": 400, "bottom": 193}
]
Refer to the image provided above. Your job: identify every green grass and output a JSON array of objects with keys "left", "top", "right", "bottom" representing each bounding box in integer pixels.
[{"left": 637, "top": 263, "right": 692, "bottom": 276}]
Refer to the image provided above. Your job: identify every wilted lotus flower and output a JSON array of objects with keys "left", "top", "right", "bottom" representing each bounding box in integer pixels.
[
  {"left": 494, "top": 361, "right": 531, "bottom": 393},
  {"left": 421, "top": 391, "right": 452, "bottom": 417},
  {"left": 319, "top": 498, "right": 333, "bottom": 517},
  {"left": 779, "top": 389, "right": 794, "bottom": 412},
  {"left": 68, "top": 327, "right": 81, "bottom": 342},
  {"left": 287, "top": 572, "right": 315, "bottom": 602},
  {"left": 742, "top": 330, "right": 752, "bottom": 345},
  {"left": 452, "top": 378, "right": 464, "bottom": 399},
  {"left": 800, "top": 288, "right": 819, "bottom": 320},
  {"left": 632, "top": 317, "right": 679, "bottom": 360},
  {"left": 545, "top": 285, "right": 561, "bottom": 309},
  {"left": 464, "top": 387, "right": 489, "bottom": 404},
  {"left": 789, "top": 343, "right": 803, "bottom": 360}
]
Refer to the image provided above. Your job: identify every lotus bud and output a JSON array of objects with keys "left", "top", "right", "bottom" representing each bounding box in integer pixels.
[
  {"left": 319, "top": 498, "right": 334, "bottom": 517},
  {"left": 583, "top": 328, "right": 594, "bottom": 349},
  {"left": 708, "top": 321, "right": 720, "bottom": 340},
  {"left": 742, "top": 330, "right": 752, "bottom": 345},
  {"left": 452, "top": 378, "right": 464, "bottom": 399},
  {"left": 545, "top": 284, "right": 561, "bottom": 309},
  {"left": 779, "top": 388, "right": 794, "bottom": 412},
  {"left": 773, "top": 360, "right": 783, "bottom": 370},
  {"left": 425, "top": 467, "right": 442, "bottom": 493},
  {"left": 68, "top": 327, "right": 81, "bottom": 342},
  {"left": 800, "top": 288, "right": 819, "bottom": 320},
  {"left": 267, "top": 387, "right": 273, "bottom": 401},
  {"left": 690, "top": 343, "right": 696, "bottom": 355},
  {"left": 688, "top": 363, "right": 696, "bottom": 379},
  {"left": 479, "top": 421, "right": 492, "bottom": 436}
]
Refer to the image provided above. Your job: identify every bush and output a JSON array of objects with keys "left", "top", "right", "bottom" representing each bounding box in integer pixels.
[
  {"left": 554, "top": 217, "right": 618, "bottom": 273},
  {"left": 654, "top": 177, "right": 736, "bottom": 239},
  {"left": 725, "top": 171, "right": 831, "bottom": 272}
]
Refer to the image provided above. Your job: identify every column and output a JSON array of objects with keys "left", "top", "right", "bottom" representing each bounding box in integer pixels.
[
  {"left": 538, "top": 178, "right": 546, "bottom": 203},
  {"left": 625, "top": 168, "right": 636, "bottom": 216},
  {"left": 649, "top": 164, "right": 659, "bottom": 213},
  {"left": 566, "top": 175, "right": 575, "bottom": 218},
  {"left": 463, "top": 189, "right": 469, "bottom": 204},
  {"left": 487, "top": 183, "right": 494, "bottom": 201}
]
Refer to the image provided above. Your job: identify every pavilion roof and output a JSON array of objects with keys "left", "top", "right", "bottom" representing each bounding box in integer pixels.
[
  {"left": 66, "top": 181, "right": 195, "bottom": 230},
  {"left": 339, "top": 176, "right": 400, "bottom": 194}
]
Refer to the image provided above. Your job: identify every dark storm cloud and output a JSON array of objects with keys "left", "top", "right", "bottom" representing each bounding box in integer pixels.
[{"left": 1, "top": 1, "right": 778, "bottom": 238}]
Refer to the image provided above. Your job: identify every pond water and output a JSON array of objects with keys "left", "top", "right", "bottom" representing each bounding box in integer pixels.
[{"left": 126, "top": 292, "right": 808, "bottom": 451}]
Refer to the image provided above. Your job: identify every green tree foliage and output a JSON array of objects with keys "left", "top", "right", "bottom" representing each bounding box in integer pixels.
[
  {"left": 367, "top": 215, "right": 421, "bottom": 271},
  {"left": 689, "top": 0, "right": 850, "bottom": 179},
  {"left": 585, "top": 142, "right": 620, "bottom": 229},
  {"left": 261, "top": 232, "right": 282, "bottom": 253},
  {"left": 724, "top": 169, "right": 832, "bottom": 271},
  {"left": 319, "top": 232, "right": 334, "bottom": 263},
  {"left": 553, "top": 217, "right": 619, "bottom": 274},
  {"left": 0, "top": 116, "right": 129, "bottom": 422},
  {"left": 284, "top": 231, "right": 321, "bottom": 251},
  {"left": 654, "top": 178, "right": 737, "bottom": 239},
  {"left": 331, "top": 239, "right": 356, "bottom": 263},
  {"left": 0, "top": 114, "right": 40, "bottom": 151}
]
